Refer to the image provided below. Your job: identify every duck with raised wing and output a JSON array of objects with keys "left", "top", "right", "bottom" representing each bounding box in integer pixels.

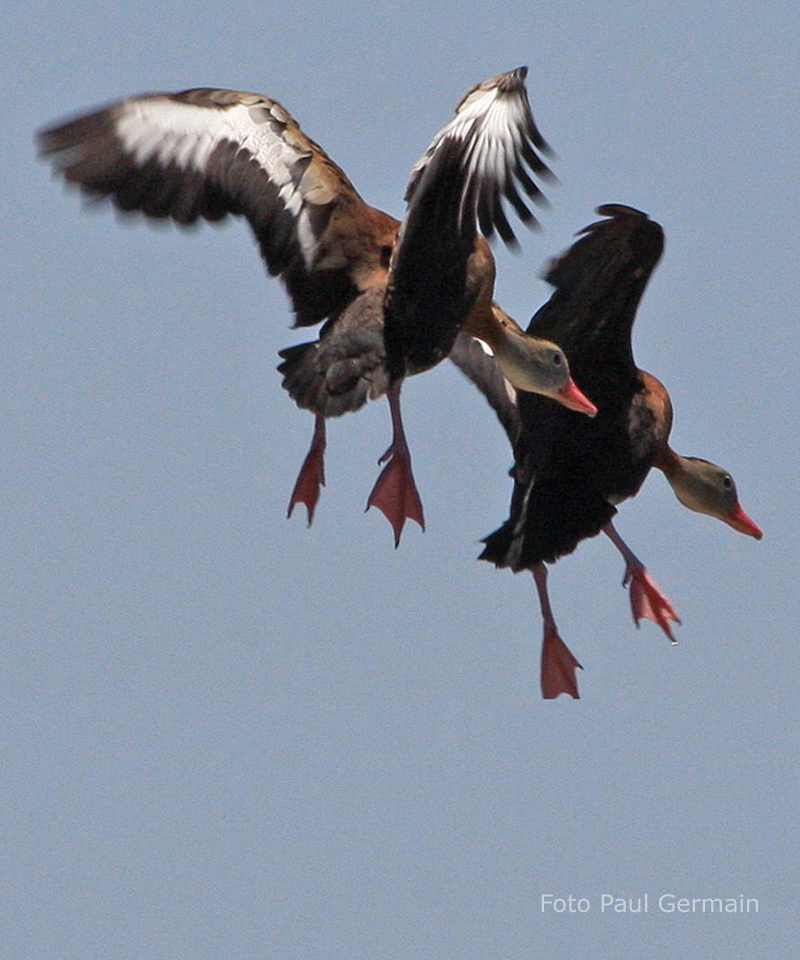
[
  {"left": 452, "top": 205, "right": 761, "bottom": 698},
  {"left": 38, "top": 68, "right": 596, "bottom": 545}
]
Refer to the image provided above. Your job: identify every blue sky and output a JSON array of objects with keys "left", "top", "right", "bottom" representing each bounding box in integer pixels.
[{"left": 3, "top": 2, "right": 798, "bottom": 958}]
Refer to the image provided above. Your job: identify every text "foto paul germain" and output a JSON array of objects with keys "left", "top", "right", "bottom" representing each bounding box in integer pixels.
[{"left": 540, "top": 894, "right": 759, "bottom": 914}]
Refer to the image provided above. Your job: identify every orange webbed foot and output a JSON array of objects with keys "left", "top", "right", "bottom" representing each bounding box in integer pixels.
[
  {"left": 366, "top": 444, "right": 425, "bottom": 548},
  {"left": 623, "top": 565, "right": 681, "bottom": 642},
  {"left": 287, "top": 416, "right": 326, "bottom": 526},
  {"left": 541, "top": 630, "right": 583, "bottom": 699}
]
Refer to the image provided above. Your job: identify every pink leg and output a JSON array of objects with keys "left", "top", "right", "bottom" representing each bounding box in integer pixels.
[
  {"left": 366, "top": 381, "right": 425, "bottom": 547},
  {"left": 287, "top": 414, "right": 326, "bottom": 526},
  {"left": 533, "top": 564, "right": 582, "bottom": 699},
  {"left": 603, "top": 521, "right": 681, "bottom": 642}
]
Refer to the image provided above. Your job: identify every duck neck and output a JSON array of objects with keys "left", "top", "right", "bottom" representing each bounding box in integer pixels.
[
  {"left": 655, "top": 446, "right": 704, "bottom": 515},
  {"left": 654, "top": 442, "right": 682, "bottom": 480},
  {"left": 464, "top": 303, "right": 530, "bottom": 383}
]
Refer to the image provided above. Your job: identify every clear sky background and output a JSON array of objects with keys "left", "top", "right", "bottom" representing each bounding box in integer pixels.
[{"left": 3, "top": 1, "right": 798, "bottom": 958}]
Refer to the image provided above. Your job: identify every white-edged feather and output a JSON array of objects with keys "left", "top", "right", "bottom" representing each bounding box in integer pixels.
[{"left": 404, "top": 66, "right": 552, "bottom": 245}]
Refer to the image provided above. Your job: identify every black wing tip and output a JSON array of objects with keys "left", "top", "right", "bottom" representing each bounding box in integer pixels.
[
  {"left": 495, "top": 66, "right": 529, "bottom": 90},
  {"left": 595, "top": 203, "right": 650, "bottom": 220},
  {"left": 35, "top": 105, "right": 118, "bottom": 166},
  {"left": 575, "top": 203, "right": 661, "bottom": 238},
  {"left": 35, "top": 127, "right": 52, "bottom": 156},
  {"left": 36, "top": 122, "right": 77, "bottom": 160},
  {"left": 540, "top": 203, "right": 665, "bottom": 286},
  {"left": 539, "top": 145, "right": 557, "bottom": 164}
]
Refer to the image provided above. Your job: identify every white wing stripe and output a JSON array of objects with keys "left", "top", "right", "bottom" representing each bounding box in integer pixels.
[
  {"left": 404, "top": 67, "right": 551, "bottom": 244},
  {"left": 113, "top": 98, "right": 304, "bottom": 187}
]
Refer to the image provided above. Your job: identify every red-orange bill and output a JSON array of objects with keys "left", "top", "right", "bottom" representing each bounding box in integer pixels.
[
  {"left": 726, "top": 502, "right": 763, "bottom": 540},
  {"left": 557, "top": 378, "right": 597, "bottom": 417}
]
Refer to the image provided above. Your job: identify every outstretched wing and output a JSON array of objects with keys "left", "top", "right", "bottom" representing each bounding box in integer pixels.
[
  {"left": 488, "top": 205, "right": 667, "bottom": 568},
  {"left": 405, "top": 66, "right": 552, "bottom": 244},
  {"left": 385, "top": 67, "right": 553, "bottom": 375},
  {"left": 529, "top": 204, "right": 665, "bottom": 367},
  {"left": 38, "top": 88, "right": 398, "bottom": 327}
]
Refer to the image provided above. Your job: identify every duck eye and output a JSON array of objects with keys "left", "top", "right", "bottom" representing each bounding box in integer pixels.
[
  {"left": 723, "top": 475, "right": 733, "bottom": 489},
  {"left": 551, "top": 351, "right": 563, "bottom": 366}
]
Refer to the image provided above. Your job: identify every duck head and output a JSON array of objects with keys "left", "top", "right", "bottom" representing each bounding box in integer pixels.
[{"left": 666, "top": 456, "right": 763, "bottom": 539}]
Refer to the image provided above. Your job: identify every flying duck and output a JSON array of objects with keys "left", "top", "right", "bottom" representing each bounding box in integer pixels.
[
  {"left": 38, "top": 68, "right": 595, "bottom": 545},
  {"left": 452, "top": 205, "right": 762, "bottom": 698}
]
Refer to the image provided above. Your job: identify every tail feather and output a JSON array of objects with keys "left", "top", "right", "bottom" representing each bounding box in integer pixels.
[
  {"left": 277, "top": 315, "right": 390, "bottom": 418},
  {"left": 479, "top": 520, "right": 517, "bottom": 567},
  {"left": 480, "top": 479, "right": 617, "bottom": 569}
]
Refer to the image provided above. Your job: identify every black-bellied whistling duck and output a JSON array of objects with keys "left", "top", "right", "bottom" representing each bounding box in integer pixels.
[
  {"left": 451, "top": 204, "right": 762, "bottom": 698},
  {"left": 38, "top": 69, "right": 596, "bottom": 545}
]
